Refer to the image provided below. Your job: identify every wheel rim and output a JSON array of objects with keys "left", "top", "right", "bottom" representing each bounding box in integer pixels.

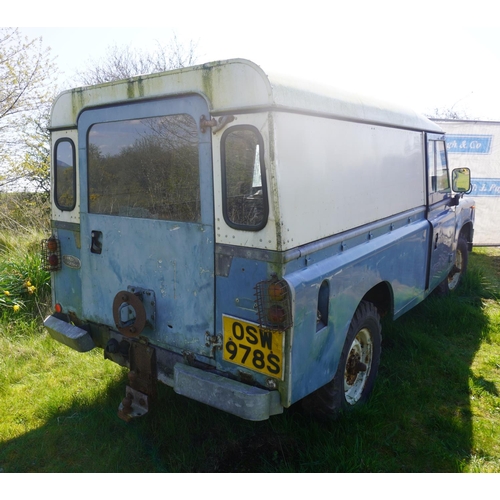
[
  {"left": 344, "top": 327, "right": 373, "bottom": 405},
  {"left": 448, "top": 246, "right": 464, "bottom": 291}
]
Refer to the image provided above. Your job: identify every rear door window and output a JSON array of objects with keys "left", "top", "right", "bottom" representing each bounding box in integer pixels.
[{"left": 88, "top": 114, "right": 200, "bottom": 222}]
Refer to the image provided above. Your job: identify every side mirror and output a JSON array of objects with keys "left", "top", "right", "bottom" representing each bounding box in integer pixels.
[{"left": 452, "top": 168, "right": 471, "bottom": 193}]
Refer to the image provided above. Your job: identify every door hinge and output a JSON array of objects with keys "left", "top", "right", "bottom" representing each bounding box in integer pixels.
[
  {"left": 200, "top": 115, "right": 235, "bottom": 134},
  {"left": 205, "top": 331, "right": 222, "bottom": 349}
]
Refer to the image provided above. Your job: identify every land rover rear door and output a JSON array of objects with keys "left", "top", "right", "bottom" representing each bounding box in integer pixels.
[{"left": 78, "top": 95, "right": 215, "bottom": 357}]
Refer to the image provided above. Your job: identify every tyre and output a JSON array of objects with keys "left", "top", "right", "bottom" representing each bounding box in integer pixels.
[
  {"left": 436, "top": 235, "right": 468, "bottom": 295},
  {"left": 301, "top": 301, "right": 382, "bottom": 419}
]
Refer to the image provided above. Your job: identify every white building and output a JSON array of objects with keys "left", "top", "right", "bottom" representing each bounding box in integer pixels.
[{"left": 436, "top": 120, "right": 500, "bottom": 246}]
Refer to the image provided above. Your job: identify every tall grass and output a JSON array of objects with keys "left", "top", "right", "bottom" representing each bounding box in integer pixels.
[
  {"left": 0, "top": 191, "right": 50, "bottom": 234},
  {"left": 0, "top": 192, "right": 51, "bottom": 320}
]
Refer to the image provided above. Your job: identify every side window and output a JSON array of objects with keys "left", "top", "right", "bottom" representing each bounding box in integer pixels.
[
  {"left": 54, "top": 139, "right": 76, "bottom": 210},
  {"left": 221, "top": 126, "right": 268, "bottom": 230},
  {"left": 428, "top": 140, "right": 450, "bottom": 196}
]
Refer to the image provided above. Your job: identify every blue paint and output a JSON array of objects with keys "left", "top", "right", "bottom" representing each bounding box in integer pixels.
[
  {"left": 469, "top": 178, "right": 500, "bottom": 197},
  {"left": 445, "top": 135, "right": 492, "bottom": 154}
]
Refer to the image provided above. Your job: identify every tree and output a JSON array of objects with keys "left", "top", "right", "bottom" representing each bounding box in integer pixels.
[
  {"left": 0, "top": 27, "right": 57, "bottom": 192},
  {"left": 13, "top": 107, "right": 51, "bottom": 194},
  {"left": 425, "top": 107, "right": 470, "bottom": 120},
  {"left": 1, "top": 30, "right": 199, "bottom": 195},
  {"left": 74, "top": 34, "right": 199, "bottom": 86}
]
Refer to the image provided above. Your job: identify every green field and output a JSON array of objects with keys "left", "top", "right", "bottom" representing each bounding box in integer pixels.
[{"left": 0, "top": 224, "right": 499, "bottom": 472}]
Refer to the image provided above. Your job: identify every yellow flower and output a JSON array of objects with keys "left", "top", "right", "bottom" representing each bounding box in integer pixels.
[
  {"left": 27, "top": 286, "right": 36, "bottom": 294},
  {"left": 3, "top": 291, "right": 10, "bottom": 296},
  {"left": 25, "top": 280, "right": 32, "bottom": 287},
  {"left": 13, "top": 304, "right": 20, "bottom": 313}
]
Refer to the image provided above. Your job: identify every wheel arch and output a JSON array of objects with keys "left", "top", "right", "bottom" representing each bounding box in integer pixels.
[
  {"left": 361, "top": 280, "right": 393, "bottom": 320},
  {"left": 459, "top": 221, "right": 474, "bottom": 251}
]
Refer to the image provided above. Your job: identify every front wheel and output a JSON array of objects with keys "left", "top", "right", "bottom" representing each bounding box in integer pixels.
[
  {"left": 436, "top": 236, "right": 468, "bottom": 294},
  {"left": 301, "top": 301, "right": 382, "bottom": 419}
]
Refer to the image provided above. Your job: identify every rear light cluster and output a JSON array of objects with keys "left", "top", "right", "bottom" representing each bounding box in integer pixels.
[
  {"left": 41, "top": 236, "right": 61, "bottom": 271},
  {"left": 255, "top": 275, "right": 292, "bottom": 331}
]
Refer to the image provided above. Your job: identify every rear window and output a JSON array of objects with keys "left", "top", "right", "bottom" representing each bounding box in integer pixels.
[
  {"left": 221, "top": 126, "right": 268, "bottom": 230},
  {"left": 87, "top": 114, "right": 200, "bottom": 222}
]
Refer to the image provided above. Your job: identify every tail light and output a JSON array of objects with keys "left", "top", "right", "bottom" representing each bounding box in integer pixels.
[
  {"left": 42, "top": 236, "right": 61, "bottom": 271},
  {"left": 255, "top": 275, "right": 292, "bottom": 331}
]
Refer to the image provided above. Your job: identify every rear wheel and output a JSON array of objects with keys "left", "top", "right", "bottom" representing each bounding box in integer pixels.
[{"left": 301, "top": 301, "right": 382, "bottom": 419}]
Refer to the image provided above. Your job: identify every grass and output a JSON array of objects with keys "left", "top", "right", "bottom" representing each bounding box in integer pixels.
[{"left": 0, "top": 237, "right": 499, "bottom": 472}]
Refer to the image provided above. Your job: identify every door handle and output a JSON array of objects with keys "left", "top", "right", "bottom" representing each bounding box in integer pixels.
[{"left": 91, "top": 230, "right": 103, "bottom": 254}]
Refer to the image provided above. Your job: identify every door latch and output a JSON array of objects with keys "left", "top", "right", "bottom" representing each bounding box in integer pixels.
[{"left": 91, "top": 230, "right": 103, "bottom": 254}]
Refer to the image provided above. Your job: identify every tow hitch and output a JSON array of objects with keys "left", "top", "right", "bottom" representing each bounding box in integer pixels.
[{"left": 118, "top": 341, "right": 157, "bottom": 422}]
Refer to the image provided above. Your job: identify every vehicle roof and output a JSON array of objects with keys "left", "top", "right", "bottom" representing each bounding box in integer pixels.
[{"left": 50, "top": 58, "right": 443, "bottom": 133}]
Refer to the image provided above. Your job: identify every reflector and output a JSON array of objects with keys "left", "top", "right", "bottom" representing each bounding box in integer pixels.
[
  {"left": 255, "top": 275, "right": 292, "bottom": 331},
  {"left": 41, "top": 236, "right": 62, "bottom": 271},
  {"left": 47, "top": 238, "right": 58, "bottom": 251},
  {"left": 268, "top": 304, "right": 286, "bottom": 325},
  {"left": 268, "top": 281, "right": 287, "bottom": 301}
]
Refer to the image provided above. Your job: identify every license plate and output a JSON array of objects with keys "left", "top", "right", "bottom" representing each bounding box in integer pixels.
[{"left": 222, "top": 315, "right": 284, "bottom": 379}]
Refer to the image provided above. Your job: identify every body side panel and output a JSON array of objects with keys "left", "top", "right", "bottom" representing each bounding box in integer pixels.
[{"left": 273, "top": 112, "right": 427, "bottom": 250}]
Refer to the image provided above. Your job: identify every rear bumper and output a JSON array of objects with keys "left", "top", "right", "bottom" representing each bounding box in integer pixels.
[
  {"left": 43, "top": 313, "right": 283, "bottom": 421},
  {"left": 174, "top": 364, "right": 283, "bottom": 421}
]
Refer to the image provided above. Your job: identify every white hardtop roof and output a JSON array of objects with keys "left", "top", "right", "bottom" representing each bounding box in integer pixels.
[{"left": 50, "top": 58, "right": 442, "bottom": 133}]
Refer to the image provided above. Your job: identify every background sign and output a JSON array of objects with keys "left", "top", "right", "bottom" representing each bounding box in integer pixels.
[
  {"left": 469, "top": 178, "right": 500, "bottom": 197},
  {"left": 446, "top": 135, "right": 492, "bottom": 154}
]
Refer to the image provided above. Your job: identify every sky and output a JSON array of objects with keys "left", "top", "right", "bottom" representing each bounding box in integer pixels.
[{"left": 6, "top": 0, "right": 500, "bottom": 120}]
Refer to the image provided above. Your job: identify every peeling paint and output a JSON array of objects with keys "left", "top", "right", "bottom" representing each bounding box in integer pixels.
[
  {"left": 127, "top": 80, "right": 135, "bottom": 99},
  {"left": 201, "top": 67, "right": 214, "bottom": 105},
  {"left": 171, "top": 259, "right": 177, "bottom": 300},
  {"left": 71, "top": 89, "right": 86, "bottom": 124},
  {"left": 266, "top": 111, "right": 285, "bottom": 277},
  {"left": 126, "top": 77, "right": 145, "bottom": 99}
]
